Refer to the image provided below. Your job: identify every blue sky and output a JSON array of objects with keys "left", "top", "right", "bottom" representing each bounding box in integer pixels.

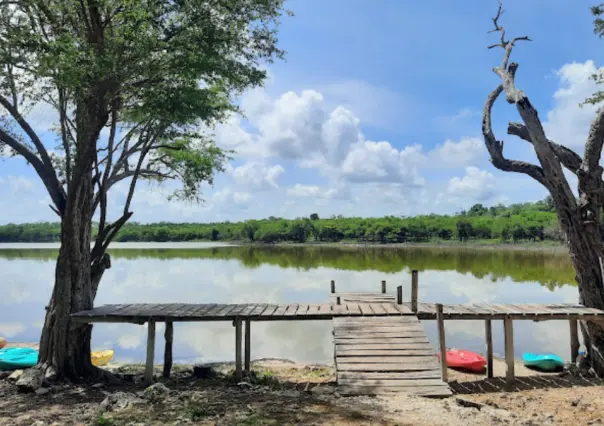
[{"left": 1, "top": 0, "right": 604, "bottom": 224}]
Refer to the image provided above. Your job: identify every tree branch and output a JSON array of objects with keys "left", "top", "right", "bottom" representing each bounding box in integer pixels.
[
  {"left": 583, "top": 107, "right": 604, "bottom": 174},
  {"left": 507, "top": 122, "right": 583, "bottom": 173},
  {"left": 482, "top": 85, "right": 547, "bottom": 186}
]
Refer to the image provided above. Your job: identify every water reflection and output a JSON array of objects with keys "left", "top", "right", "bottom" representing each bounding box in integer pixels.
[{"left": 0, "top": 243, "right": 580, "bottom": 365}]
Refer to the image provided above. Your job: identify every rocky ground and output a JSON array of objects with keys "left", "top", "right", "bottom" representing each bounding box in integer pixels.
[{"left": 0, "top": 358, "right": 603, "bottom": 426}]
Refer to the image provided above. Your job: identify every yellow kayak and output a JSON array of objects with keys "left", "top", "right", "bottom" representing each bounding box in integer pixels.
[{"left": 91, "top": 349, "right": 114, "bottom": 367}]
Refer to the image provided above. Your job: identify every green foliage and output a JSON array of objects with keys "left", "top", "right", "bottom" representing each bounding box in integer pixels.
[
  {"left": 0, "top": 198, "right": 566, "bottom": 244},
  {"left": 585, "top": 4, "right": 604, "bottom": 105}
]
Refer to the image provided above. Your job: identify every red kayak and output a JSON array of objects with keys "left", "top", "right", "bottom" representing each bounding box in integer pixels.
[{"left": 437, "top": 349, "right": 486, "bottom": 373}]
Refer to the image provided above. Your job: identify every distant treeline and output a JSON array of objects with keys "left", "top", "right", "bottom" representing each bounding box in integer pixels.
[{"left": 0, "top": 197, "right": 570, "bottom": 244}]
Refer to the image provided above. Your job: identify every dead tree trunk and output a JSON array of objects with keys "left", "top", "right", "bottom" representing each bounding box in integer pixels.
[{"left": 483, "top": 2, "right": 604, "bottom": 375}]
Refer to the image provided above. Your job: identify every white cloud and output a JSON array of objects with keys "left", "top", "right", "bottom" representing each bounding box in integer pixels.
[
  {"left": 231, "top": 162, "right": 285, "bottom": 190},
  {"left": 0, "top": 175, "right": 34, "bottom": 195},
  {"left": 434, "top": 137, "right": 485, "bottom": 168},
  {"left": 0, "top": 322, "right": 26, "bottom": 338},
  {"left": 341, "top": 142, "right": 426, "bottom": 185},
  {"left": 447, "top": 166, "right": 496, "bottom": 202},
  {"left": 544, "top": 60, "right": 601, "bottom": 150},
  {"left": 286, "top": 184, "right": 351, "bottom": 201},
  {"left": 286, "top": 184, "right": 322, "bottom": 198}
]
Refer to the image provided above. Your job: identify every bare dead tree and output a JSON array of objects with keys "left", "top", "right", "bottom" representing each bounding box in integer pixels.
[{"left": 483, "top": 0, "right": 604, "bottom": 374}]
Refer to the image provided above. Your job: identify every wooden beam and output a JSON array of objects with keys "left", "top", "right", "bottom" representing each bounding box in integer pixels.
[
  {"left": 381, "top": 280, "right": 387, "bottom": 294},
  {"left": 145, "top": 320, "right": 156, "bottom": 385},
  {"left": 485, "top": 319, "right": 493, "bottom": 378},
  {"left": 569, "top": 319, "right": 580, "bottom": 364},
  {"left": 336, "top": 296, "right": 341, "bottom": 305},
  {"left": 235, "top": 318, "right": 242, "bottom": 381},
  {"left": 245, "top": 319, "right": 251, "bottom": 374},
  {"left": 436, "top": 303, "right": 448, "bottom": 382},
  {"left": 397, "top": 285, "right": 403, "bottom": 305},
  {"left": 411, "top": 270, "right": 418, "bottom": 313},
  {"left": 331, "top": 280, "right": 335, "bottom": 294},
  {"left": 504, "top": 317, "right": 514, "bottom": 388},
  {"left": 163, "top": 321, "right": 173, "bottom": 378}
]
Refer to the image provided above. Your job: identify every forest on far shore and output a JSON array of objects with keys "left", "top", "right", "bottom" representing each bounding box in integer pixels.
[{"left": 0, "top": 197, "right": 571, "bottom": 244}]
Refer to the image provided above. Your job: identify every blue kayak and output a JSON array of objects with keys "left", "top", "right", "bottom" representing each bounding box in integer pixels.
[
  {"left": 0, "top": 347, "right": 38, "bottom": 370},
  {"left": 522, "top": 353, "right": 565, "bottom": 372}
]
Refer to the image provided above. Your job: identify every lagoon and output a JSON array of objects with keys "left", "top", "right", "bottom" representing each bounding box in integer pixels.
[{"left": 0, "top": 243, "right": 579, "bottom": 366}]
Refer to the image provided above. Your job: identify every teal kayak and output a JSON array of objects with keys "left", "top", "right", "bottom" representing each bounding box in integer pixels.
[
  {"left": 522, "top": 353, "right": 565, "bottom": 372},
  {"left": 0, "top": 347, "right": 38, "bottom": 370}
]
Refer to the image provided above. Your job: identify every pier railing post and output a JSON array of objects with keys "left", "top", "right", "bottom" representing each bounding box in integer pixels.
[
  {"left": 504, "top": 316, "right": 515, "bottom": 389},
  {"left": 330, "top": 280, "right": 335, "bottom": 294},
  {"left": 411, "top": 270, "right": 419, "bottom": 312},
  {"left": 397, "top": 285, "right": 403, "bottom": 305},
  {"left": 569, "top": 319, "right": 579, "bottom": 364},
  {"left": 381, "top": 280, "right": 386, "bottom": 294},
  {"left": 145, "top": 320, "right": 156, "bottom": 385},
  {"left": 245, "top": 319, "right": 251, "bottom": 374},
  {"left": 336, "top": 296, "right": 341, "bottom": 305},
  {"left": 235, "top": 318, "right": 243, "bottom": 381},
  {"left": 485, "top": 319, "right": 493, "bottom": 378},
  {"left": 163, "top": 321, "right": 173, "bottom": 378},
  {"left": 436, "top": 303, "right": 448, "bottom": 382}
]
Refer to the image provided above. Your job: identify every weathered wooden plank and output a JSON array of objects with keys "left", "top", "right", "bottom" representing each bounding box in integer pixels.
[
  {"left": 334, "top": 331, "right": 426, "bottom": 338},
  {"left": 337, "top": 363, "right": 440, "bottom": 372},
  {"left": 260, "top": 305, "right": 279, "bottom": 317},
  {"left": 336, "top": 349, "right": 436, "bottom": 356},
  {"left": 249, "top": 304, "right": 268, "bottom": 316},
  {"left": 338, "top": 385, "right": 451, "bottom": 396},
  {"left": 336, "top": 343, "right": 434, "bottom": 350},
  {"left": 203, "top": 304, "right": 228, "bottom": 317},
  {"left": 381, "top": 303, "right": 401, "bottom": 315},
  {"left": 272, "top": 304, "right": 289, "bottom": 316},
  {"left": 228, "top": 304, "right": 251, "bottom": 317},
  {"left": 337, "top": 371, "right": 441, "bottom": 380},
  {"left": 215, "top": 304, "right": 238, "bottom": 317},
  {"left": 335, "top": 356, "right": 437, "bottom": 364},
  {"left": 319, "top": 304, "right": 332, "bottom": 314},
  {"left": 282, "top": 304, "right": 299, "bottom": 317},
  {"left": 346, "top": 304, "right": 362, "bottom": 315},
  {"left": 331, "top": 303, "right": 349, "bottom": 315},
  {"left": 368, "top": 304, "right": 387, "bottom": 315},
  {"left": 307, "top": 304, "right": 321, "bottom": 316},
  {"left": 335, "top": 338, "right": 430, "bottom": 344},
  {"left": 337, "top": 378, "right": 447, "bottom": 387}
]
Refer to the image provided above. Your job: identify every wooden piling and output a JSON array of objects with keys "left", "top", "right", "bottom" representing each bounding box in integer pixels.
[
  {"left": 436, "top": 303, "right": 448, "bottom": 382},
  {"left": 411, "top": 270, "right": 419, "bottom": 312},
  {"left": 504, "top": 317, "right": 515, "bottom": 388},
  {"left": 336, "top": 296, "right": 341, "bottom": 305},
  {"left": 235, "top": 318, "right": 243, "bottom": 381},
  {"left": 245, "top": 319, "right": 251, "bottom": 374},
  {"left": 397, "top": 285, "right": 403, "bottom": 305},
  {"left": 330, "top": 280, "right": 335, "bottom": 294},
  {"left": 485, "top": 319, "right": 493, "bottom": 378},
  {"left": 163, "top": 321, "right": 173, "bottom": 378},
  {"left": 145, "top": 320, "right": 156, "bottom": 384},
  {"left": 381, "top": 280, "right": 387, "bottom": 294},
  {"left": 569, "top": 319, "right": 580, "bottom": 364}
]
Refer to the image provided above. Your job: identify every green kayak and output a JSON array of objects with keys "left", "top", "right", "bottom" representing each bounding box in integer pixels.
[{"left": 0, "top": 347, "right": 38, "bottom": 370}]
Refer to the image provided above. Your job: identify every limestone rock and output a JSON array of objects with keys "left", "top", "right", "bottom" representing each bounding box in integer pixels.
[
  {"left": 8, "top": 369, "right": 24, "bottom": 382},
  {"left": 100, "top": 392, "right": 144, "bottom": 412},
  {"left": 16, "top": 369, "right": 44, "bottom": 393},
  {"left": 143, "top": 382, "right": 169, "bottom": 401}
]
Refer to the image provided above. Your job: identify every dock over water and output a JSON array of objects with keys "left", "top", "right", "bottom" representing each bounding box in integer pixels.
[{"left": 72, "top": 271, "right": 604, "bottom": 397}]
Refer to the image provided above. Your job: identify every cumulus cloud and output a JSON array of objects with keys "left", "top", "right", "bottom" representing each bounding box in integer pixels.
[
  {"left": 286, "top": 184, "right": 351, "bottom": 200},
  {"left": 544, "top": 60, "right": 602, "bottom": 150},
  {"left": 231, "top": 162, "right": 285, "bottom": 190},
  {"left": 447, "top": 166, "right": 496, "bottom": 202},
  {"left": 434, "top": 137, "right": 485, "bottom": 168},
  {"left": 341, "top": 142, "right": 426, "bottom": 185}
]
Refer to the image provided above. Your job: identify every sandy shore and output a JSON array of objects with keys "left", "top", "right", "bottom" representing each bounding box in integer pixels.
[{"left": 1, "top": 357, "right": 603, "bottom": 425}]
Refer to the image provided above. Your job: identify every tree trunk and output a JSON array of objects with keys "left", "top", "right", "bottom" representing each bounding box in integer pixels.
[{"left": 564, "top": 219, "right": 604, "bottom": 374}]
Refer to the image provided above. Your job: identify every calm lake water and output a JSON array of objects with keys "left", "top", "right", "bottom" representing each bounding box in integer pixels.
[{"left": 0, "top": 243, "right": 581, "bottom": 365}]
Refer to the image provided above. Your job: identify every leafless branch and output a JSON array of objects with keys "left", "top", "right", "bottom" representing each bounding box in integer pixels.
[
  {"left": 487, "top": 0, "right": 531, "bottom": 73},
  {"left": 507, "top": 122, "right": 583, "bottom": 173},
  {"left": 482, "top": 85, "right": 547, "bottom": 186},
  {"left": 58, "top": 89, "right": 72, "bottom": 188},
  {"left": 583, "top": 108, "right": 604, "bottom": 174}
]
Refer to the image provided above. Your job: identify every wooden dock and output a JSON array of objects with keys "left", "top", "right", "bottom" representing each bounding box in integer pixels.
[{"left": 71, "top": 271, "right": 604, "bottom": 396}]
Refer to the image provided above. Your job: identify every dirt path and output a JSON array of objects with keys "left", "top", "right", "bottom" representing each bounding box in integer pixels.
[{"left": 0, "top": 359, "right": 602, "bottom": 425}]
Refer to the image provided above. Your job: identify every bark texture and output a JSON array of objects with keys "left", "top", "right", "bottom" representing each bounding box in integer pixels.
[{"left": 484, "top": 2, "right": 604, "bottom": 375}]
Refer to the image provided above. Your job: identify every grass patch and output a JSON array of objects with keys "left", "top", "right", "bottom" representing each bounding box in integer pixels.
[
  {"left": 94, "top": 413, "right": 116, "bottom": 426},
  {"left": 236, "top": 414, "right": 279, "bottom": 426}
]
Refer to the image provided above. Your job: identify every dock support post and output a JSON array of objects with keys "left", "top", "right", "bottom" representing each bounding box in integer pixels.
[
  {"left": 411, "top": 270, "right": 419, "bottom": 312},
  {"left": 336, "top": 296, "right": 341, "bottom": 305},
  {"left": 235, "top": 318, "right": 243, "bottom": 381},
  {"left": 330, "top": 280, "right": 335, "bottom": 293},
  {"left": 245, "top": 319, "right": 251, "bottom": 374},
  {"left": 436, "top": 303, "right": 448, "bottom": 382},
  {"left": 145, "top": 320, "right": 156, "bottom": 385},
  {"left": 504, "top": 317, "right": 515, "bottom": 388},
  {"left": 485, "top": 319, "right": 493, "bottom": 378},
  {"left": 163, "top": 321, "right": 173, "bottom": 378},
  {"left": 569, "top": 319, "right": 579, "bottom": 364},
  {"left": 397, "top": 285, "right": 403, "bottom": 305},
  {"left": 381, "top": 280, "right": 386, "bottom": 294}
]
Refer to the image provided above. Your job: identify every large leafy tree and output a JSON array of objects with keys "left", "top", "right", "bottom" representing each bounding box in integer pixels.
[
  {"left": 482, "top": 1, "right": 604, "bottom": 374},
  {"left": 0, "top": 0, "right": 288, "bottom": 380}
]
